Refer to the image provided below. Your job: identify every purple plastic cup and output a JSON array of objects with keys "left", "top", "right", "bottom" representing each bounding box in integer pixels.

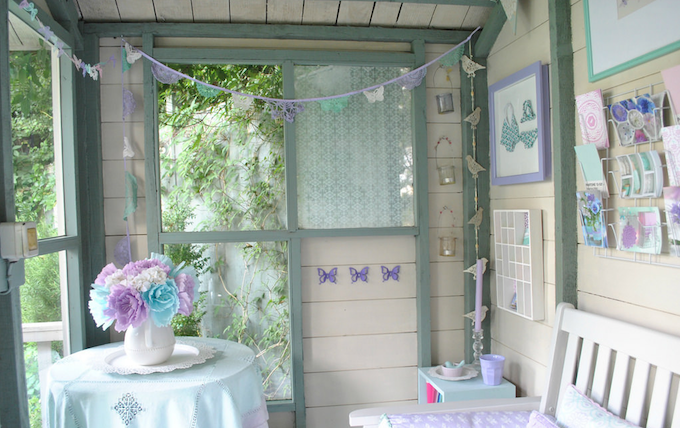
[{"left": 480, "top": 354, "right": 505, "bottom": 385}]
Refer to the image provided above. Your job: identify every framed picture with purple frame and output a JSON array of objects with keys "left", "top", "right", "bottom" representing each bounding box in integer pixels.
[{"left": 488, "top": 61, "right": 551, "bottom": 186}]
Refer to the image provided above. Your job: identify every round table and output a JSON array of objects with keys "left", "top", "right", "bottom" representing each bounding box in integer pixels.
[{"left": 44, "top": 337, "right": 269, "bottom": 428}]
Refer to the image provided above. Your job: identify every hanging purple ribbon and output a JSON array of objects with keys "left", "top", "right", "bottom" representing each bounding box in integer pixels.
[
  {"left": 151, "top": 63, "right": 182, "bottom": 84},
  {"left": 267, "top": 100, "right": 305, "bottom": 123}
]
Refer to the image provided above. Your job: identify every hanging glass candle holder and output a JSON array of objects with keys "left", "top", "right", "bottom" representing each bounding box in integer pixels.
[
  {"left": 434, "top": 66, "right": 455, "bottom": 114},
  {"left": 438, "top": 207, "right": 456, "bottom": 257},
  {"left": 435, "top": 137, "right": 455, "bottom": 185}
]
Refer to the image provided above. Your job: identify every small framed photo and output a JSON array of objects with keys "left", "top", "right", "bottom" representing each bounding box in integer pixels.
[{"left": 489, "top": 61, "right": 551, "bottom": 186}]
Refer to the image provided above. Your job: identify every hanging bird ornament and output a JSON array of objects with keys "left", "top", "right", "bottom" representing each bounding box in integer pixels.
[
  {"left": 466, "top": 155, "right": 486, "bottom": 178},
  {"left": 468, "top": 207, "right": 484, "bottom": 228},
  {"left": 464, "top": 305, "right": 489, "bottom": 323},
  {"left": 461, "top": 55, "right": 485, "bottom": 78},
  {"left": 463, "top": 257, "right": 488, "bottom": 279},
  {"left": 464, "top": 106, "right": 482, "bottom": 129}
]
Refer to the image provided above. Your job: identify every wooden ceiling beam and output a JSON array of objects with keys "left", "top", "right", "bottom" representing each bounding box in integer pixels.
[{"left": 311, "top": 0, "right": 496, "bottom": 6}]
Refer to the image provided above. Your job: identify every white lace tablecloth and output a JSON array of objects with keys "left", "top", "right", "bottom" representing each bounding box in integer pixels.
[
  {"left": 44, "top": 337, "right": 269, "bottom": 428},
  {"left": 380, "top": 411, "right": 532, "bottom": 428}
]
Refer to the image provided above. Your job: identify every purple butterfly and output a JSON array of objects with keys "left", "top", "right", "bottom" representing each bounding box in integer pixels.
[
  {"left": 381, "top": 265, "right": 400, "bottom": 282},
  {"left": 349, "top": 267, "right": 368, "bottom": 283},
  {"left": 318, "top": 268, "right": 337, "bottom": 284}
]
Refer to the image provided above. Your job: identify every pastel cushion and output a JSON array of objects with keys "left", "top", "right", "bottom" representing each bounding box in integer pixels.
[
  {"left": 556, "top": 384, "right": 638, "bottom": 428},
  {"left": 526, "top": 411, "right": 559, "bottom": 428}
]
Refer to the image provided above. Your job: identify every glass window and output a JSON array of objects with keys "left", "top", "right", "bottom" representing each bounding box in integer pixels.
[
  {"left": 158, "top": 64, "right": 285, "bottom": 232},
  {"left": 295, "top": 65, "right": 414, "bottom": 229}
]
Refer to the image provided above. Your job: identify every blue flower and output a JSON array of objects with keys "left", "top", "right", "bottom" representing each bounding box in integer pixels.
[
  {"left": 588, "top": 199, "right": 601, "bottom": 215},
  {"left": 88, "top": 284, "right": 114, "bottom": 330},
  {"left": 636, "top": 96, "right": 653, "bottom": 114},
  {"left": 142, "top": 280, "right": 180, "bottom": 327}
]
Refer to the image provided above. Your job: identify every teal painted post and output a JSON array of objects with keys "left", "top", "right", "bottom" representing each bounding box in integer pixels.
[
  {"left": 460, "top": 54, "right": 491, "bottom": 364},
  {"left": 78, "top": 33, "right": 109, "bottom": 348},
  {"left": 549, "top": 0, "right": 577, "bottom": 307},
  {"left": 283, "top": 61, "right": 299, "bottom": 232},
  {"left": 143, "top": 33, "right": 162, "bottom": 254},
  {"left": 288, "top": 238, "right": 306, "bottom": 428},
  {"left": 412, "top": 40, "right": 432, "bottom": 368},
  {"left": 0, "top": 4, "right": 30, "bottom": 426}
]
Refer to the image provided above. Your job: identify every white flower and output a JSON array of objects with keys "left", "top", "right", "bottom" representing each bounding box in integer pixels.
[
  {"left": 104, "top": 270, "right": 127, "bottom": 289},
  {"left": 129, "top": 266, "right": 168, "bottom": 292}
]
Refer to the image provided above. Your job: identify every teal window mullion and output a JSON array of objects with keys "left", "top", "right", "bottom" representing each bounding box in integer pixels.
[
  {"left": 283, "top": 60, "right": 299, "bottom": 232},
  {"left": 287, "top": 238, "right": 306, "bottom": 428},
  {"left": 143, "top": 33, "right": 162, "bottom": 254}
]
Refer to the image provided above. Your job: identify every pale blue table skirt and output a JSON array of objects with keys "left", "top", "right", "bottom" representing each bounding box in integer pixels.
[{"left": 44, "top": 337, "right": 269, "bottom": 428}]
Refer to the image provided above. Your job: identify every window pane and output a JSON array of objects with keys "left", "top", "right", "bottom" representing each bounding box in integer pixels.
[
  {"left": 158, "top": 64, "right": 286, "bottom": 232},
  {"left": 10, "top": 14, "right": 65, "bottom": 238},
  {"left": 21, "top": 252, "right": 67, "bottom": 428},
  {"left": 165, "top": 241, "right": 291, "bottom": 401},
  {"left": 295, "top": 65, "right": 415, "bottom": 229}
]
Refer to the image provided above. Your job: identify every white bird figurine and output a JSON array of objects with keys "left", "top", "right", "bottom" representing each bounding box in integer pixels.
[
  {"left": 463, "top": 258, "right": 488, "bottom": 279},
  {"left": 461, "top": 55, "right": 486, "bottom": 78},
  {"left": 463, "top": 305, "right": 489, "bottom": 323},
  {"left": 468, "top": 207, "right": 484, "bottom": 228},
  {"left": 464, "top": 106, "right": 481, "bottom": 129},
  {"left": 466, "top": 155, "right": 486, "bottom": 178}
]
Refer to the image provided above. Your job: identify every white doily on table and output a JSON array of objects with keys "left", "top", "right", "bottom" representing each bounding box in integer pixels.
[
  {"left": 428, "top": 365, "right": 478, "bottom": 381},
  {"left": 89, "top": 339, "right": 216, "bottom": 375}
]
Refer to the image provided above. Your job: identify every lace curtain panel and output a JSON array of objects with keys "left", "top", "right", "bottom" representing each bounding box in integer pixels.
[{"left": 295, "top": 65, "right": 415, "bottom": 229}]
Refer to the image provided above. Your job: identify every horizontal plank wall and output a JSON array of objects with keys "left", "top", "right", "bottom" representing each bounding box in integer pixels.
[
  {"left": 572, "top": 0, "right": 680, "bottom": 337},
  {"left": 302, "top": 236, "right": 418, "bottom": 428},
  {"left": 425, "top": 44, "right": 466, "bottom": 367},
  {"left": 486, "top": 1, "right": 556, "bottom": 397}
]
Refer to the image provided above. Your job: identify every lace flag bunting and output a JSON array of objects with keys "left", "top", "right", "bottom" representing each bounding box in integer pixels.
[
  {"left": 123, "top": 171, "right": 138, "bottom": 221},
  {"left": 318, "top": 97, "right": 348, "bottom": 113},
  {"left": 233, "top": 95, "right": 253, "bottom": 111},
  {"left": 125, "top": 43, "right": 142, "bottom": 64},
  {"left": 151, "top": 63, "right": 182, "bottom": 84},
  {"left": 267, "top": 100, "right": 305, "bottom": 123},
  {"left": 363, "top": 86, "right": 384, "bottom": 103},
  {"left": 396, "top": 68, "right": 427, "bottom": 90},
  {"left": 122, "top": 89, "right": 136, "bottom": 118},
  {"left": 439, "top": 44, "right": 466, "bottom": 67},
  {"left": 196, "top": 82, "right": 221, "bottom": 98},
  {"left": 123, "top": 137, "right": 135, "bottom": 158}
]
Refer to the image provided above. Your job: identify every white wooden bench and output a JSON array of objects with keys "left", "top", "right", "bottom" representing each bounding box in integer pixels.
[{"left": 350, "top": 303, "right": 680, "bottom": 428}]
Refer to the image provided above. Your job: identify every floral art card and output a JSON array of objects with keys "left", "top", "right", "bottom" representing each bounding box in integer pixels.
[
  {"left": 576, "top": 90, "right": 609, "bottom": 149},
  {"left": 617, "top": 207, "right": 661, "bottom": 254},
  {"left": 577, "top": 191, "right": 608, "bottom": 248},
  {"left": 663, "top": 187, "right": 680, "bottom": 257},
  {"left": 662, "top": 125, "right": 680, "bottom": 186}
]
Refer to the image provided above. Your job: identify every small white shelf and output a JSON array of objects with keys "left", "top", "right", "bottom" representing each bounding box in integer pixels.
[{"left": 493, "top": 209, "right": 544, "bottom": 321}]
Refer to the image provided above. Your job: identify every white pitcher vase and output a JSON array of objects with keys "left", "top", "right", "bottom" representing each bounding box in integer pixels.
[{"left": 124, "top": 319, "right": 176, "bottom": 365}]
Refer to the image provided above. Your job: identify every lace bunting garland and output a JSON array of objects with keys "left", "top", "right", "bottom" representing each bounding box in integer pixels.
[
  {"left": 267, "top": 100, "right": 305, "bottom": 123},
  {"left": 151, "top": 63, "right": 182, "bottom": 84}
]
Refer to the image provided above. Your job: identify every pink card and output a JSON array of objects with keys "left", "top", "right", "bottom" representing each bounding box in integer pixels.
[
  {"left": 662, "top": 65, "right": 680, "bottom": 120},
  {"left": 575, "top": 90, "right": 609, "bottom": 149},
  {"left": 662, "top": 125, "right": 680, "bottom": 186}
]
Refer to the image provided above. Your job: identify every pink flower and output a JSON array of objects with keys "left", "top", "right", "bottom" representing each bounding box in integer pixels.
[
  {"left": 105, "top": 284, "right": 149, "bottom": 332},
  {"left": 94, "top": 263, "right": 118, "bottom": 286},
  {"left": 175, "top": 273, "right": 195, "bottom": 316}
]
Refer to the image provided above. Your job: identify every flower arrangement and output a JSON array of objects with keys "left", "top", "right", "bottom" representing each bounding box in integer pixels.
[
  {"left": 577, "top": 191, "right": 607, "bottom": 247},
  {"left": 89, "top": 253, "right": 198, "bottom": 332}
]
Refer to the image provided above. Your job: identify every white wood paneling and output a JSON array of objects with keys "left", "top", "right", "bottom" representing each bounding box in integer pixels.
[
  {"left": 301, "top": 1, "right": 339, "bottom": 25},
  {"left": 428, "top": 193, "right": 463, "bottom": 230},
  {"left": 304, "top": 367, "right": 416, "bottom": 407},
  {"left": 267, "top": 0, "right": 303, "bottom": 24},
  {"left": 431, "top": 296, "right": 464, "bottom": 331},
  {"left": 101, "top": 122, "right": 145, "bottom": 160},
  {"left": 267, "top": 411, "right": 295, "bottom": 428},
  {"left": 395, "top": 4, "right": 435, "bottom": 28},
  {"left": 429, "top": 261, "right": 464, "bottom": 297},
  {"left": 488, "top": 1, "right": 549, "bottom": 56},
  {"left": 460, "top": 6, "right": 492, "bottom": 29},
  {"left": 487, "top": 21, "right": 551, "bottom": 86},
  {"left": 116, "top": 0, "right": 156, "bottom": 21},
  {"left": 76, "top": 0, "right": 120, "bottom": 21},
  {"left": 306, "top": 402, "right": 415, "bottom": 428},
  {"left": 429, "top": 5, "right": 468, "bottom": 30},
  {"left": 426, "top": 124, "right": 462, "bottom": 158},
  {"left": 302, "top": 264, "right": 416, "bottom": 302},
  {"left": 229, "top": 0, "right": 266, "bottom": 23},
  {"left": 102, "top": 160, "right": 146, "bottom": 198},
  {"left": 104, "top": 198, "right": 147, "bottom": 235},
  {"left": 431, "top": 329, "right": 465, "bottom": 366},
  {"left": 490, "top": 307, "right": 553, "bottom": 367},
  {"left": 153, "top": 0, "right": 193, "bottom": 21},
  {"left": 303, "top": 333, "right": 417, "bottom": 372},
  {"left": 301, "top": 236, "right": 415, "bottom": 266},
  {"left": 370, "top": 3, "right": 400, "bottom": 27},
  {"left": 100, "top": 84, "right": 144, "bottom": 123},
  {"left": 192, "top": 0, "right": 230, "bottom": 22},
  {"left": 303, "top": 299, "right": 416, "bottom": 337},
  {"left": 491, "top": 340, "right": 545, "bottom": 397},
  {"left": 336, "top": 1, "right": 373, "bottom": 26}
]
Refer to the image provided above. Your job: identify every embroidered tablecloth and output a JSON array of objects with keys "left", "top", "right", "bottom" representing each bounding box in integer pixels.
[{"left": 44, "top": 338, "right": 269, "bottom": 428}]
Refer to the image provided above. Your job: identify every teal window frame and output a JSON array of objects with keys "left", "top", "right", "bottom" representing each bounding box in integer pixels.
[{"left": 144, "top": 36, "right": 432, "bottom": 426}]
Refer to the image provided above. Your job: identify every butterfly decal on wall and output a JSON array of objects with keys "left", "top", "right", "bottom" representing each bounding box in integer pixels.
[
  {"left": 381, "top": 265, "right": 400, "bottom": 282},
  {"left": 318, "top": 268, "right": 338, "bottom": 284},
  {"left": 363, "top": 86, "right": 384, "bottom": 103},
  {"left": 349, "top": 267, "right": 369, "bottom": 283}
]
